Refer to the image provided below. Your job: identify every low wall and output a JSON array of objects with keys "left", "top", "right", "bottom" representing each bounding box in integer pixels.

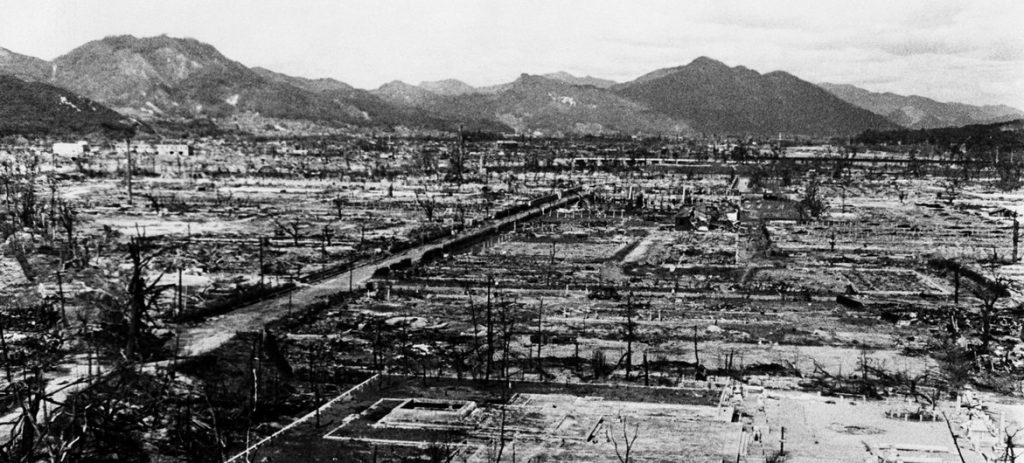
[{"left": 224, "top": 373, "right": 383, "bottom": 462}]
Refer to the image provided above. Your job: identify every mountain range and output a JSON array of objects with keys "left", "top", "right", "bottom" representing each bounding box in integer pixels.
[
  {"left": 0, "top": 34, "right": 1018, "bottom": 137},
  {"left": 372, "top": 74, "right": 691, "bottom": 136},
  {"left": 613, "top": 57, "right": 896, "bottom": 136},
  {"left": 819, "top": 83, "right": 1024, "bottom": 130}
]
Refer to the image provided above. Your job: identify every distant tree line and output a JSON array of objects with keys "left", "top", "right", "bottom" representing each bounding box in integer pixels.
[{"left": 856, "top": 120, "right": 1024, "bottom": 152}]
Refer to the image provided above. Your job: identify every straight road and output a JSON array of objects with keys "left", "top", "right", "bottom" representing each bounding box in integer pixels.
[
  {"left": 177, "top": 187, "right": 586, "bottom": 357},
  {"left": 0, "top": 188, "right": 587, "bottom": 445}
]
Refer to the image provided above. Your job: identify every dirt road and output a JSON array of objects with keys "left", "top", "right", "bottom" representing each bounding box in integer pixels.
[
  {"left": 176, "top": 188, "right": 587, "bottom": 357},
  {"left": 176, "top": 239, "right": 425, "bottom": 356},
  {"left": 0, "top": 188, "right": 587, "bottom": 445}
]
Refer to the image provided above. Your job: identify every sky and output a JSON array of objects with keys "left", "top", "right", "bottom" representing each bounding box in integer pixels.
[{"left": 2, "top": 0, "right": 1022, "bottom": 109}]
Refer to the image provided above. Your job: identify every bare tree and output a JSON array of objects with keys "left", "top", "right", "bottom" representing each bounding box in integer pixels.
[
  {"left": 274, "top": 219, "right": 306, "bottom": 246},
  {"left": 416, "top": 190, "right": 437, "bottom": 222},
  {"left": 998, "top": 426, "right": 1020, "bottom": 463},
  {"left": 977, "top": 277, "right": 1010, "bottom": 355},
  {"left": 331, "top": 197, "right": 346, "bottom": 219},
  {"left": 941, "top": 177, "right": 963, "bottom": 205},
  {"left": 591, "top": 349, "right": 611, "bottom": 380},
  {"left": 11, "top": 157, "right": 39, "bottom": 228},
  {"left": 426, "top": 432, "right": 458, "bottom": 463},
  {"left": 0, "top": 366, "right": 85, "bottom": 462},
  {"left": 1012, "top": 213, "right": 1020, "bottom": 262},
  {"left": 57, "top": 200, "right": 78, "bottom": 263},
  {"left": 796, "top": 177, "right": 827, "bottom": 222},
  {"left": 496, "top": 299, "right": 519, "bottom": 382},
  {"left": 125, "top": 236, "right": 172, "bottom": 359},
  {"left": 606, "top": 414, "right": 640, "bottom": 463},
  {"left": 750, "top": 221, "right": 774, "bottom": 259},
  {"left": 621, "top": 293, "right": 639, "bottom": 379}
]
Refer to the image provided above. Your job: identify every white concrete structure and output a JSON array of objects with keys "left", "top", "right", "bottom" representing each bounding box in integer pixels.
[
  {"left": 156, "top": 143, "right": 192, "bottom": 156},
  {"left": 52, "top": 141, "right": 88, "bottom": 156}
]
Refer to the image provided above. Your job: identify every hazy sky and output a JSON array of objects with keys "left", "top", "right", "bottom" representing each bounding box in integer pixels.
[{"left": 2, "top": 0, "right": 1022, "bottom": 109}]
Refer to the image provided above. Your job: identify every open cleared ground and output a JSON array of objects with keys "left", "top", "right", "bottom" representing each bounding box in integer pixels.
[{"left": 2, "top": 136, "right": 1023, "bottom": 462}]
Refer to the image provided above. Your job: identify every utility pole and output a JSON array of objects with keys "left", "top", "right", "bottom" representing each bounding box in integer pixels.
[
  {"left": 0, "top": 317, "right": 10, "bottom": 383},
  {"left": 259, "top": 236, "right": 266, "bottom": 288},
  {"left": 486, "top": 274, "right": 494, "bottom": 381},
  {"left": 549, "top": 241, "right": 556, "bottom": 286},
  {"left": 943, "top": 412, "right": 967, "bottom": 463},
  {"left": 954, "top": 265, "right": 960, "bottom": 306},
  {"left": 625, "top": 292, "right": 634, "bottom": 379},
  {"left": 126, "top": 138, "right": 134, "bottom": 206},
  {"left": 536, "top": 298, "right": 543, "bottom": 375},
  {"left": 56, "top": 270, "right": 67, "bottom": 326},
  {"left": 643, "top": 350, "right": 650, "bottom": 386},
  {"left": 1013, "top": 212, "right": 1019, "bottom": 262},
  {"left": 693, "top": 325, "right": 700, "bottom": 366},
  {"left": 177, "top": 266, "right": 183, "bottom": 317}
]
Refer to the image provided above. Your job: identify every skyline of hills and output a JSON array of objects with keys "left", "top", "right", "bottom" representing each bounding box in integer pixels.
[
  {"left": 0, "top": 47, "right": 51, "bottom": 82},
  {"left": 0, "top": 74, "right": 132, "bottom": 136},
  {"left": 46, "top": 35, "right": 416, "bottom": 127},
  {"left": 0, "top": 34, "right": 1019, "bottom": 137},
  {"left": 614, "top": 57, "right": 898, "bottom": 136},
  {"left": 819, "top": 82, "right": 1024, "bottom": 130},
  {"left": 372, "top": 73, "right": 690, "bottom": 136}
]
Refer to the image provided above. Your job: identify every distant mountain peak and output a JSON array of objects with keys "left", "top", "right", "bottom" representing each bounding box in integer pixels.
[
  {"left": 418, "top": 78, "right": 476, "bottom": 96},
  {"left": 97, "top": 34, "right": 219, "bottom": 55},
  {"left": 46, "top": 35, "right": 450, "bottom": 128},
  {"left": 546, "top": 71, "right": 574, "bottom": 79},
  {"left": 101, "top": 34, "right": 207, "bottom": 47},
  {"left": 620, "top": 56, "right": 742, "bottom": 87},
  {"left": 373, "top": 79, "right": 437, "bottom": 106},
  {"left": 689, "top": 56, "right": 727, "bottom": 67},
  {"left": 764, "top": 70, "right": 798, "bottom": 80},
  {"left": 543, "top": 71, "right": 616, "bottom": 89},
  {"left": 419, "top": 78, "right": 467, "bottom": 86},
  {"left": 379, "top": 79, "right": 415, "bottom": 89},
  {"left": 506, "top": 74, "right": 574, "bottom": 92},
  {"left": 616, "top": 59, "right": 896, "bottom": 136},
  {"left": 50, "top": 34, "right": 254, "bottom": 116}
]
